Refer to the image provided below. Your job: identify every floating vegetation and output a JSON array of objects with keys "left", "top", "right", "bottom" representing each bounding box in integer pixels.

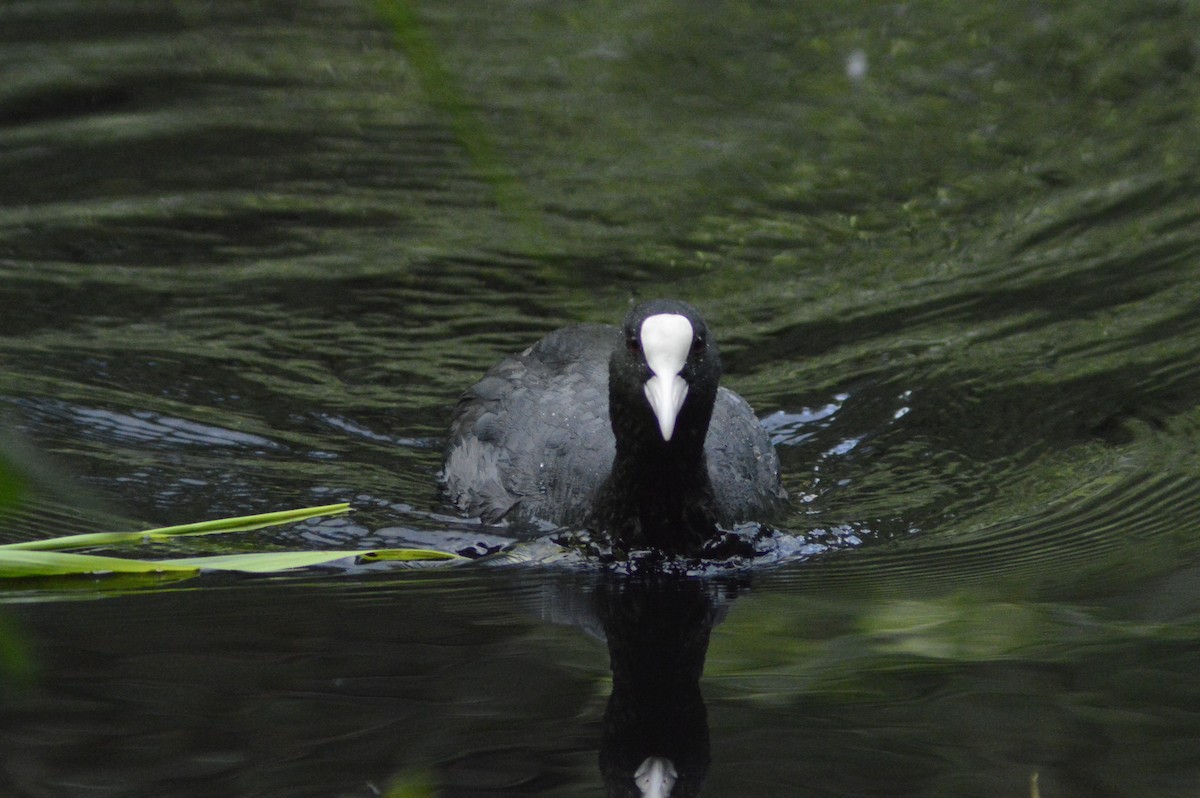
[{"left": 0, "top": 503, "right": 462, "bottom": 581}]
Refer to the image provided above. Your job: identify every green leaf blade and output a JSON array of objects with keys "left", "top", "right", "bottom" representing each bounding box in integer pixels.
[
  {"left": 0, "top": 503, "right": 352, "bottom": 551},
  {"left": 159, "top": 548, "right": 464, "bottom": 574},
  {"left": 0, "top": 550, "right": 200, "bottom": 578}
]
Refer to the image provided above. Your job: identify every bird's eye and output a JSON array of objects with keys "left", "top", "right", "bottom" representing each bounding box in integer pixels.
[
  {"left": 691, "top": 335, "right": 706, "bottom": 354},
  {"left": 627, "top": 336, "right": 641, "bottom": 356}
]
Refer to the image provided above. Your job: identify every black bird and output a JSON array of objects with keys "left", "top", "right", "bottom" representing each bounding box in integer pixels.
[{"left": 442, "top": 300, "right": 786, "bottom": 554}]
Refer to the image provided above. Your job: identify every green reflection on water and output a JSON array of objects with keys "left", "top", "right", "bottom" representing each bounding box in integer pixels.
[{"left": 709, "top": 587, "right": 1198, "bottom": 700}]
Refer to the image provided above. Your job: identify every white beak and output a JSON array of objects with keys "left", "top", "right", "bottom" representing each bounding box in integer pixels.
[
  {"left": 640, "top": 313, "right": 693, "bottom": 441},
  {"left": 644, "top": 373, "right": 688, "bottom": 441},
  {"left": 634, "top": 756, "right": 678, "bottom": 798}
]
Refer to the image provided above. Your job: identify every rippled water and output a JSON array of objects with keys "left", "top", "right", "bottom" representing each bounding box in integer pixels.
[{"left": 2, "top": 2, "right": 1200, "bottom": 796}]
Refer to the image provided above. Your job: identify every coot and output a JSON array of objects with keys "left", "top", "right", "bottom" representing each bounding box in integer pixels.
[{"left": 442, "top": 300, "right": 786, "bottom": 553}]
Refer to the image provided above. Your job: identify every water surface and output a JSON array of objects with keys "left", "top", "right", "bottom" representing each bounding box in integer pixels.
[{"left": 2, "top": 2, "right": 1200, "bottom": 796}]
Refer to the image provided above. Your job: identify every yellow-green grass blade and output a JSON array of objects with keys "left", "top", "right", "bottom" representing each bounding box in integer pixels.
[
  {"left": 0, "top": 503, "right": 352, "bottom": 551},
  {"left": 159, "top": 548, "right": 463, "bottom": 572},
  {"left": 0, "top": 550, "right": 200, "bottom": 578},
  {"left": 357, "top": 549, "right": 464, "bottom": 563},
  {"left": 0, "top": 547, "right": 463, "bottom": 579}
]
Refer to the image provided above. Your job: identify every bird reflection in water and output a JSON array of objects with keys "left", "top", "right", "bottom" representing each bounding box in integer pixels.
[{"left": 593, "top": 572, "right": 743, "bottom": 797}]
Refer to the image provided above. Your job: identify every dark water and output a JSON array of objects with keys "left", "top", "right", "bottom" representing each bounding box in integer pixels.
[{"left": 2, "top": 1, "right": 1200, "bottom": 796}]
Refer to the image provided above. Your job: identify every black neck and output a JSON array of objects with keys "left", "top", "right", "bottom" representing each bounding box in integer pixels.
[{"left": 592, "top": 432, "right": 719, "bottom": 554}]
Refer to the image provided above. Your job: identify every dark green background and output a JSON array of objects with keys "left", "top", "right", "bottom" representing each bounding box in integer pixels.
[{"left": 1, "top": 2, "right": 1199, "bottom": 796}]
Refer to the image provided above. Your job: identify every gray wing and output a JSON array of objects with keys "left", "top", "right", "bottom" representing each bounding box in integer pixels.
[
  {"left": 442, "top": 325, "right": 618, "bottom": 526},
  {"left": 705, "top": 387, "right": 789, "bottom": 525}
]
